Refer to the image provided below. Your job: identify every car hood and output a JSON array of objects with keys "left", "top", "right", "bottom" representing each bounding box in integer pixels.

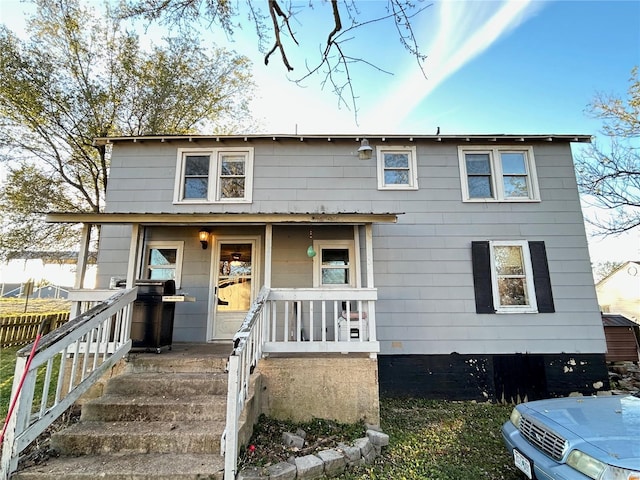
[{"left": 521, "top": 395, "right": 640, "bottom": 465}]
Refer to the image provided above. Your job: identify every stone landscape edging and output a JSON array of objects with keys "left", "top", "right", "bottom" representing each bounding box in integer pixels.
[{"left": 237, "top": 427, "right": 390, "bottom": 480}]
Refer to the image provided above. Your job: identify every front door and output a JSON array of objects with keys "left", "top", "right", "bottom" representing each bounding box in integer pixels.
[{"left": 209, "top": 237, "right": 258, "bottom": 340}]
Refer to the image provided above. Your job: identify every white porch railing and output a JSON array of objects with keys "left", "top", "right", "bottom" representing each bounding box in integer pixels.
[
  {"left": 264, "top": 288, "right": 378, "bottom": 354},
  {"left": 0, "top": 287, "right": 137, "bottom": 480},
  {"left": 222, "top": 286, "right": 378, "bottom": 479},
  {"left": 222, "top": 286, "right": 269, "bottom": 480}
]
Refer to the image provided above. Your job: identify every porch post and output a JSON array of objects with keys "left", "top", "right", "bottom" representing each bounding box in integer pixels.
[
  {"left": 353, "top": 225, "right": 362, "bottom": 288},
  {"left": 70, "top": 224, "right": 92, "bottom": 318},
  {"left": 125, "top": 224, "right": 141, "bottom": 288},
  {"left": 264, "top": 223, "right": 272, "bottom": 288},
  {"left": 74, "top": 224, "right": 91, "bottom": 290},
  {"left": 365, "top": 224, "right": 375, "bottom": 288},
  {"left": 365, "top": 223, "right": 377, "bottom": 355}
]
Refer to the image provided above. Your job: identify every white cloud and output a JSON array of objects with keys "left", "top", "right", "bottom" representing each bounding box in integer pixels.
[{"left": 366, "top": 0, "right": 545, "bottom": 131}]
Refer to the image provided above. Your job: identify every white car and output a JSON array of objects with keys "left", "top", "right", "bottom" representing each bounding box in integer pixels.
[{"left": 502, "top": 394, "right": 640, "bottom": 480}]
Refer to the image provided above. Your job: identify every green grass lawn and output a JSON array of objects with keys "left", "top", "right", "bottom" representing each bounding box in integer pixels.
[
  {"left": 1, "top": 345, "right": 21, "bottom": 418},
  {"left": 1, "top": 345, "right": 62, "bottom": 420},
  {"left": 242, "top": 398, "right": 522, "bottom": 480},
  {"left": 1, "top": 299, "right": 70, "bottom": 419}
]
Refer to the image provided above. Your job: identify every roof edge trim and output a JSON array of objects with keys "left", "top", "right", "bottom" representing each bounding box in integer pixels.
[{"left": 93, "top": 134, "right": 592, "bottom": 146}]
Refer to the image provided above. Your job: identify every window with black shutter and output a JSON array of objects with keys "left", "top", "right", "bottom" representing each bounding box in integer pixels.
[{"left": 471, "top": 240, "right": 554, "bottom": 314}]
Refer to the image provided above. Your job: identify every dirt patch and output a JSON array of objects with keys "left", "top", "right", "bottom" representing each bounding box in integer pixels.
[{"left": 15, "top": 406, "right": 82, "bottom": 471}]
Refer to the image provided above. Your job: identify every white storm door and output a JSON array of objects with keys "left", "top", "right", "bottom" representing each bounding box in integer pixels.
[{"left": 209, "top": 238, "right": 258, "bottom": 340}]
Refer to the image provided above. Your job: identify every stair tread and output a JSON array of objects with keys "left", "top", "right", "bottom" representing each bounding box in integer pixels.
[
  {"left": 88, "top": 394, "right": 226, "bottom": 404},
  {"left": 58, "top": 420, "right": 227, "bottom": 436},
  {"left": 114, "top": 372, "right": 228, "bottom": 379},
  {"left": 14, "top": 453, "right": 224, "bottom": 479}
]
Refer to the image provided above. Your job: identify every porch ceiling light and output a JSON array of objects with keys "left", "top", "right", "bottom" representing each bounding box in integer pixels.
[
  {"left": 198, "top": 229, "right": 210, "bottom": 250},
  {"left": 357, "top": 138, "right": 373, "bottom": 160}
]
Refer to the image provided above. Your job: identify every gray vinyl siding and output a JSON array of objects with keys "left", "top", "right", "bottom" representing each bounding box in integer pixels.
[{"left": 98, "top": 138, "right": 606, "bottom": 353}]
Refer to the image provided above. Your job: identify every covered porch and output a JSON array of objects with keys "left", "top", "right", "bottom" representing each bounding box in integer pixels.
[
  {"left": 46, "top": 212, "right": 398, "bottom": 356},
  {"left": 0, "top": 213, "right": 397, "bottom": 480}
]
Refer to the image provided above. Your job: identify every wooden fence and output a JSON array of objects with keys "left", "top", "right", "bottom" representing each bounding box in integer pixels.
[{"left": 0, "top": 313, "right": 70, "bottom": 348}]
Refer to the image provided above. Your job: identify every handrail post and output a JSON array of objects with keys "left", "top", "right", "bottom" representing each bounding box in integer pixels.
[
  {"left": 1, "top": 288, "right": 137, "bottom": 480},
  {"left": 1, "top": 356, "right": 29, "bottom": 480},
  {"left": 224, "top": 354, "right": 240, "bottom": 480}
]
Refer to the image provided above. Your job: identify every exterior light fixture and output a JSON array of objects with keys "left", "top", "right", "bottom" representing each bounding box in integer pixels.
[
  {"left": 357, "top": 138, "right": 373, "bottom": 160},
  {"left": 198, "top": 229, "right": 210, "bottom": 250}
]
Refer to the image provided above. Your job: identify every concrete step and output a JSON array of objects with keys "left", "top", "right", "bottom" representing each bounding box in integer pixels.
[
  {"left": 13, "top": 453, "right": 224, "bottom": 480},
  {"left": 81, "top": 394, "right": 228, "bottom": 422},
  {"left": 126, "top": 343, "right": 231, "bottom": 374},
  {"left": 12, "top": 344, "right": 235, "bottom": 479},
  {"left": 105, "top": 372, "right": 228, "bottom": 396},
  {"left": 51, "top": 421, "right": 225, "bottom": 455}
]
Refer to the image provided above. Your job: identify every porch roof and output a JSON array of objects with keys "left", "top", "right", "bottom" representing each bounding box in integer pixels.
[{"left": 45, "top": 212, "right": 399, "bottom": 225}]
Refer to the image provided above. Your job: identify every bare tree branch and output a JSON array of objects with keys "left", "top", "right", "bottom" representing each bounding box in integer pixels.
[
  {"left": 264, "top": 0, "right": 296, "bottom": 70},
  {"left": 120, "top": 0, "right": 432, "bottom": 121},
  {"left": 575, "top": 67, "right": 640, "bottom": 236}
]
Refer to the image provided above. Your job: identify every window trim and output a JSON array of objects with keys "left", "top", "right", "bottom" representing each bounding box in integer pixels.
[
  {"left": 376, "top": 145, "right": 418, "bottom": 190},
  {"left": 458, "top": 146, "right": 540, "bottom": 202},
  {"left": 489, "top": 240, "right": 538, "bottom": 313},
  {"left": 173, "top": 147, "right": 254, "bottom": 204},
  {"left": 312, "top": 240, "right": 357, "bottom": 288},
  {"left": 143, "top": 241, "right": 184, "bottom": 289}
]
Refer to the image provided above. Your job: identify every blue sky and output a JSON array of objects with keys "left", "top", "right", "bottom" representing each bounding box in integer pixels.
[
  {"left": 1, "top": 0, "right": 639, "bottom": 262},
  {"left": 237, "top": 0, "right": 639, "bottom": 137}
]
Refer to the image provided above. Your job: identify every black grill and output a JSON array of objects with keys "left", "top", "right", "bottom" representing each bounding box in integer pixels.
[
  {"left": 519, "top": 416, "right": 568, "bottom": 461},
  {"left": 130, "top": 279, "right": 176, "bottom": 353}
]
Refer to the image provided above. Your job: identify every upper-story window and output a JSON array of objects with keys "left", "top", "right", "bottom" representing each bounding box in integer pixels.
[
  {"left": 377, "top": 146, "right": 418, "bottom": 190},
  {"left": 458, "top": 146, "right": 539, "bottom": 202},
  {"left": 174, "top": 148, "right": 254, "bottom": 203}
]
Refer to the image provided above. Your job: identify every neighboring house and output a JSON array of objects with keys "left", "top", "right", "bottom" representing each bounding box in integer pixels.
[
  {"left": 596, "top": 261, "right": 640, "bottom": 323},
  {"left": 601, "top": 313, "right": 640, "bottom": 363},
  {"left": 47, "top": 134, "right": 609, "bottom": 409}
]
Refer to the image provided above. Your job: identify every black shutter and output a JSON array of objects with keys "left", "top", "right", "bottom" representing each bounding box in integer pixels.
[
  {"left": 529, "top": 241, "right": 555, "bottom": 313},
  {"left": 471, "top": 241, "right": 495, "bottom": 313}
]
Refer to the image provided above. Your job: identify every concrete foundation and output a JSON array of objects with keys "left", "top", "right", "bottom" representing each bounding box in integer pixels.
[{"left": 256, "top": 354, "right": 380, "bottom": 424}]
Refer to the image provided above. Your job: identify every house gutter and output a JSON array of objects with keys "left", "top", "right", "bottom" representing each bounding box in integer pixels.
[{"left": 93, "top": 134, "right": 592, "bottom": 145}]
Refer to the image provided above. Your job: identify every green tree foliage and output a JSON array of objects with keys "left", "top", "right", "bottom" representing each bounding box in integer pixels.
[
  {"left": 0, "top": 0, "right": 255, "bottom": 258},
  {"left": 576, "top": 67, "right": 640, "bottom": 235}
]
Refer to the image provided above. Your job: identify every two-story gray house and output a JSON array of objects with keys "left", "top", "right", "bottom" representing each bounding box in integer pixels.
[{"left": 48, "top": 134, "right": 609, "bottom": 407}]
